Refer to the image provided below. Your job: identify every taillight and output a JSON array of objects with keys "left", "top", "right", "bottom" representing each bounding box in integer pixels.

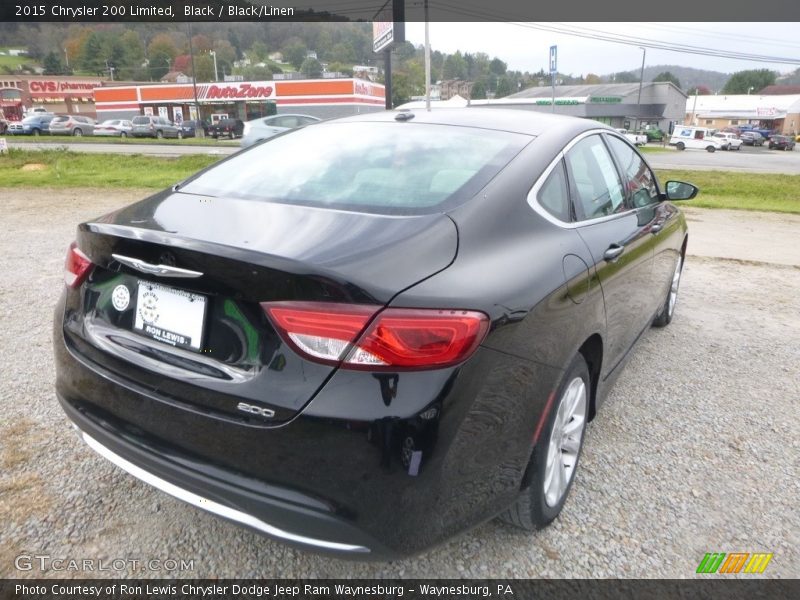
[
  {"left": 64, "top": 241, "right": 92, "bottom": 288},
  {"left": 262, "top": 302, "right": 489, "bottom": 370}
]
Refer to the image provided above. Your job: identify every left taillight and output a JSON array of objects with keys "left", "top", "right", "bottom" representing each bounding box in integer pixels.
[
  {"left": 64, "top": 241, "right": 92, "bottom": 288},
  {"left": 262, "top": 302, "right": 489, "bottom": 371}
]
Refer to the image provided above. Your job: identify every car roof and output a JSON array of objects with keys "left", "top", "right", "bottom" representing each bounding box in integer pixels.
[{"left": 332, "top": 108, "right": 609, "bottom": 138}]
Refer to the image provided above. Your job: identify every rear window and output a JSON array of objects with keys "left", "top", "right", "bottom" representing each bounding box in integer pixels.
[
  {"left": 132, "top": 116, "right": 150, "bottom": 124},
  {"left": 181, "top": 122, "right": 530, "bottom": 215}
]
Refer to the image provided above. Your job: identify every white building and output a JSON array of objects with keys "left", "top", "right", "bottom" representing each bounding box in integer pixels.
[{"left": 685, "top": 94, "right": 800, "bottom": 135}]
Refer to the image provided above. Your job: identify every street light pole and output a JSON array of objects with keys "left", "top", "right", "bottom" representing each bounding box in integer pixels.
[
  {"left": 187, "top": 23, "right": 201, "bottom": 134},
  {"left": 424, "top": 0, "right": 431, "bottom": 111},
  {"left": 635, "top": 47, "right": 646, "bottom": 131},
  {"left": 210, "top": 51, "right": 219, "bottom": 82}
]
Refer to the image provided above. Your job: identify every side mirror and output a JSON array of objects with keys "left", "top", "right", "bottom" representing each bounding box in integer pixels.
[{"left": 664, "top": 180, "right": 699, "bottom": 201}]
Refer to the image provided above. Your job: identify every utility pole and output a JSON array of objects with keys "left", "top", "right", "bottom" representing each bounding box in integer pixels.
[
  {"left": 210, "top": 50, "right": 219, "bottom": 82},
  {"left": 187, "top": 23, "right": 202, "bottom": 134},
  {"left": 635, "top": 47, "right": 646, "bottom": 131},
  {"left": 64, "top": 48, "right": 69, "bottom": 68},
  {"left": 424, "top": 0, "right": 431, "bottom": 111},
  {"left": 384, "top": 49, "right": 392, "bottom": 110}
]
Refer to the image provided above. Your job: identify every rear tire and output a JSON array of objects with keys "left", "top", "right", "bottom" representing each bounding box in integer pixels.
[
  {"left": 32, "top": 128, "right": 41, "bottom": 136},
  {"left": 156, "top": 130, "right": 163, "bottom": 139},
  {"left": 177, "top": 131, "right": 183, "bottom": 139},
  {"left": 499, "top": 354, "right": 590, "bottom": 531},
  {"left": 653, "top": 254, "right": 684, "bottom": 328},
  {"left": 707, "top": 146, "right": 716, "bottom": 153},
  {"left": 120, "top": 132, "right": 127, "bottom": 138},
  {"left": 676, "top": 142, "right": 685, "bottom": 151},
  {"left": 73, "top": 128, "right": 82, "bottom": 137}
]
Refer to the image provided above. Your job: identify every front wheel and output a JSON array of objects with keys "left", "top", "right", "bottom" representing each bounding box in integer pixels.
[
  {"left": 499, "top": 354, "right": 590, "bottom": 531},
  {"left": 676, "top": 142, "right": 685, "bottom": 151},
  {"left": 156, "top": 130, "right": 164, "bottom": 139},
  {"left": 177, "top": 131, "right": 183, "bottom": 139},
  {"left": 120, "top": 132, "right": 127, "bottom": 138},
  {"left": 707, "top": 146, "right": 716, "bottom": 153},
  {"left": 653, "top": 254, "right": 684, "bottom": 328},
  {"left": 73, "top": 128, "right": 82, "bottom": 137}
]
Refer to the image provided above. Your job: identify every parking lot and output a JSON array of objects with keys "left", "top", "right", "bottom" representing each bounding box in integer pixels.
[
  {"left": 0, "top": 189, "right": 798, "bottom": 578},
  {"left": 647, "top": 143, "right": 800, "bottom": 174}
]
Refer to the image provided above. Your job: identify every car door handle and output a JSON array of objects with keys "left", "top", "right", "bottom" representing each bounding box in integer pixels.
[
  {"left": 603, "top": 244, "right": 625, "bottom": 262},
  {"left": 650, "top": 223, "right": 663, "bottom": 234}
]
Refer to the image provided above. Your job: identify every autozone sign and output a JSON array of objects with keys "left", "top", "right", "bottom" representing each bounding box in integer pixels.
[{"left": 199, "top": 82, "right": 275, "bottom": 100}]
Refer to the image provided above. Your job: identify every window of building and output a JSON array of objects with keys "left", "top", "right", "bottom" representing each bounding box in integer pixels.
[
  {"left": 730, "top": 120, "right": 739, "bottom": 125},
  {"left": 705, "top": 120, "right": 713, "bottom": 125}
]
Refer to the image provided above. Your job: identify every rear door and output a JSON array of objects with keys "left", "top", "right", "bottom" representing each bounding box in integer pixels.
[{"left": 565, "top": 133, "right": 656, "bottom": 375}]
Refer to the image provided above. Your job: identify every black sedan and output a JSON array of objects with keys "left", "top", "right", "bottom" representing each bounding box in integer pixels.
[{"left": 54, "top": 109, "right": 697, "bottom": 558}]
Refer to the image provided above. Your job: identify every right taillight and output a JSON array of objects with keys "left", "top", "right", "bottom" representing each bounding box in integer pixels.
[
  {"left": 64, "top": 241, "right": 92, "bottom": 288},
  {"left": 262, "top": 302, "right": 489, "bottom": 371}
]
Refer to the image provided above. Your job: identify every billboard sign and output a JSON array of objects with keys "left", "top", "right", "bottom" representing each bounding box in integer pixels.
[{"left": 373, "top": 0, "right": 405, "bottom": 53}]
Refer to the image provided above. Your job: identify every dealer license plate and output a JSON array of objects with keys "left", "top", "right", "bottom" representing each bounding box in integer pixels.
[{"left": 133, "top": 281, "right": 207, "bottom": 351}]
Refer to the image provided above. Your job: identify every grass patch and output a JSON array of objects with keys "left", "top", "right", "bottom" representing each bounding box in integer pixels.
[
  {"left": 640, "top": 145, "right": 671, "bottom": 153},
  {"left": 0, "top": 149, "right": 221, "bottom": 188},
  {"left": 656, "top": 169, "right": 800, "bottom": 214},
  {"left": 9, "top": 135, "right": 239, "bottom": 147}
]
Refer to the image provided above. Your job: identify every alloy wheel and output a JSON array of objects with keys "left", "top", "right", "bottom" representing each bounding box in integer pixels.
[{"left": 544, "top": 377, "right": 587, "bottom": 507}]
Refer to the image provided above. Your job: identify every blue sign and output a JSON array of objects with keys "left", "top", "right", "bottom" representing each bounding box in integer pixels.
[{"left": 549, "top": 45, "right": 557, "bottom": 74}]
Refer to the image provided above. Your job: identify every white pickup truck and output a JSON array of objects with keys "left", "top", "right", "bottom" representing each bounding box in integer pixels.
[{"left": 616, "top": 128, "right": 647, "bottom": 146}]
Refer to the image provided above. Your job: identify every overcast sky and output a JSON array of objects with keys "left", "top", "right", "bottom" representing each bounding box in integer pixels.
[{"left": 403, "top": 23, "right": 800, "bottom": 76}]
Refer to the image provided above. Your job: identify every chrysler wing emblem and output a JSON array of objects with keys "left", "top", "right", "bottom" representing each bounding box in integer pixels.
[{"left": 112, "top": 254, "right": 203, "bottom": 278}]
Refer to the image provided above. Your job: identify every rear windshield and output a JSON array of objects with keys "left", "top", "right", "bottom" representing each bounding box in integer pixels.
[
  {"left": 132, "top": 116, "right": 150, "bottom": 124},
  {"left": 181, "top": 121, "right": 530, "bottom": 214}
]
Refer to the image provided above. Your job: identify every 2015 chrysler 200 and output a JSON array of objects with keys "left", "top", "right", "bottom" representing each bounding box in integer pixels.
[{"left": 54, "top": 109, "right": 698, "bottom": 558}]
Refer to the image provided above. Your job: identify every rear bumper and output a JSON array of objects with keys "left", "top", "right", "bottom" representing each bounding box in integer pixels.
[{"left": 59, "top": 393, "right": 386, "bottom": 557}]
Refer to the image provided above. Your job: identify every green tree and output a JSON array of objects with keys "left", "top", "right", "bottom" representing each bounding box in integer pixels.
[
  {"left": 585, "top": 73, "right": 601, "bottom": 84},
  {"left": 283, "top": 39, "right": 308, "bottom": 70},
  {"left": 443, "top": 51, "right": 467, "bottom": 80},
  {"left": 489, "top": 57, "right": 507, "bottom": 76},
  {"left": 328, "top": 42, "right": 356, "bottom": 65},
  {"left": 470, "top": 80, "right": 487, "bottom": 100},
  {"left": 495, "top": 76, "right": 513, "bottom": 98},
  {"left": 300, "top": 57, "right": 323, "bottom": 78},
  {"left": 722, "top": 69, "right": 777, "bottom": 94},
  {"left": 249, "top": 40, "right": 268, "bottom": 63},
  {"left": 79, "top": 31, "right": 105, "bottom": 74},
  {"left": 653, "top": 71, "right": 681, "bottom": 89},
  {"left": 42, "top": 51, "right": 64, "bottom": 75},
  {"left": 192, "top": 54, "right": 215, "bottom": 82},
  {"left": 147, "top": 33, "right": 178, "bottom": 80}
]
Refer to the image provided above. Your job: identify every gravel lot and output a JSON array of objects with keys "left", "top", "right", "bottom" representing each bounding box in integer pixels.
[{"left": 1, "top": 188, "right": 798, "bottom": 578}]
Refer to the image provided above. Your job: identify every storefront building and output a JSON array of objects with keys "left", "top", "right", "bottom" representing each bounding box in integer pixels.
[
  {"left": 0, "top": 76, "right": 104, "bottom": 120},
  {"left": 473, "top": 82, "right": 688, "bottom": 133},
  {"left": 685, "top": 93, "right": 800, "bottom": 135},
  {"left": 94, "top": 78, "right": 385, "bottom": 123}
]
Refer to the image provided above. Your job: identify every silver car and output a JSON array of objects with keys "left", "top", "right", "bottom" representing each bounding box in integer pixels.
[
  {"left": 93, "top": 119, "right": 134, "bottom": 138},
  {"left": 241, "top": 114, "right": 321, "bottom": 148},
  {"left": 49, "top": 115, "right": 96, "bottom": 137}
]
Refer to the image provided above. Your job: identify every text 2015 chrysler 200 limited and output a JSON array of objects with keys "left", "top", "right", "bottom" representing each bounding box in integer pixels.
[{"left": 54, "top": 109, "right": 697, "bottom": 558}]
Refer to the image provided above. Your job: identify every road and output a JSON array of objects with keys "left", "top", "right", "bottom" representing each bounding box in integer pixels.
[
  {"left": 6, "top": 139, "right": 799, "bottom": 174},
  {"left": 646, "top": 144, "right": 800, "bottom": 174}
]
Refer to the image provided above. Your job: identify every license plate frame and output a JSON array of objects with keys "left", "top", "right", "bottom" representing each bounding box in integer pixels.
[{"left": 132, "top": 281, "right": 207, "bottom": 352}]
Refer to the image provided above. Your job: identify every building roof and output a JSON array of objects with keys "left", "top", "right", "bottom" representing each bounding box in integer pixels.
[
  {"left": 758, "top": 85, "right": 800, "bottom": 95},
  {"left": 688, "top": 93, "right": 800, "bottom": 118},
  {"left": 507, "top": 81, "right": 686, "bottom": 100}
]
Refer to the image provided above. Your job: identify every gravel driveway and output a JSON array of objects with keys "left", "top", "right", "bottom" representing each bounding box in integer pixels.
[{"left": 1, "top": 189, "right": 798, "bottom": 578}]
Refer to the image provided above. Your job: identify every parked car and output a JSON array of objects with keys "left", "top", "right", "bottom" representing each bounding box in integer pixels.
[
  {"left": 669, "top": 126, "right": 722, "bottom": 152},
  {"left": 131, "top": 115, "right": 183, "bottom": 139},
  {"left": 7, "top": 113, "right": 55, "bottom": 135},
  {"left": 49, "top": 115, "right": 96, "bottom": 137},
  {"left": 768, "top": 135, "right": 796, "bottom": 151},
  {"left": 93, "top": 119, "right": 133, "bottom": 138},
  {"left": 208, "top": 118, "right": 245, "bottom": 139},
  {"left": 54, "top": 109, "right": 698, "bottom": 558},
  {"left": 241, "top": 114, "right": 321, "bottom": 147},
  {"left": 615, "top": 128, "right": 647, "bottom": 147},
  {"left": 643, "top": 128, "right": 664, "bottom": 142},
  {"left": 711, "top": 132, "right": 742, "bottom": 151},
  {"left": 739, "top": 131, "right": 764, "bottom": 146},
  {"left": 0, "top": 115, "right": 7, "bottom": 135},
  {"left": 738, "top": 125, "right": 774, "bottom": 140},
  {"left": 177, "top": 119, "right": 208, "bottom": 138}
]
